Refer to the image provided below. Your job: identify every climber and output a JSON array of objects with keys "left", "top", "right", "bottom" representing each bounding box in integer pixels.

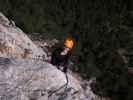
[{"left": 51, "top": 32, "right": 80, "bottom": 72}]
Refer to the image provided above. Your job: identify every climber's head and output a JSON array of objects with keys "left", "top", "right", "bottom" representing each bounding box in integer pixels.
[{"left": 64, "top": 38, "right": 74, "bottom": 49}]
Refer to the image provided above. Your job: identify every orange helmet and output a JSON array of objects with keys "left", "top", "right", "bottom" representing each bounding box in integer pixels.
[{"left": 64, "top": 38, "right": 74, "bottom": 49}]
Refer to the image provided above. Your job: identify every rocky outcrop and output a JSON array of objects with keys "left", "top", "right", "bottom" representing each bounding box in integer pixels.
[
  {"left": 0, "top": 57, "right": 89, "bottom": 100},
  {"left": 0, "top": 12, "right": 97, "bottom": 100},
  {"left": 0, "top": 13, "right": 45, "bottom": 59}
]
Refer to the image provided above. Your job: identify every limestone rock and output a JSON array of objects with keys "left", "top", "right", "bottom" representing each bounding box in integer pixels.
[
  {"left": 0, "top": 13, "right": 46, "bottom": 59},
  {"left": 0, "top": 57, "right": 88, "bottom": 100},
  {"left": 0, "top": 12, "right": 97, "bottom": 100}
]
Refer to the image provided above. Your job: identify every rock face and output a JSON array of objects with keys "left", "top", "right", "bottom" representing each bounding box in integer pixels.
[
  {"left": 0, "top": 13, "right": 97, "bottom": 100},
  {"left": 0, "top": 13, "right": 45, "bottom": 59},
  {"left": 0, "top": 57, "right": 86, "bottom": 100}
]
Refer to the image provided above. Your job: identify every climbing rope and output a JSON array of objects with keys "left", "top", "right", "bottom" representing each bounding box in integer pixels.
[
  {"left": 48, "top": 72, "right": 69, "bottom": 99},
  {"left": 57, "top": 73, "right": 69, "bottom": 100}
]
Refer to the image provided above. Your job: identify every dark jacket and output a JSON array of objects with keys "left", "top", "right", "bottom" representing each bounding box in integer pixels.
[{"left": 51, "top": 46, "right": 71, "bottom": 72}]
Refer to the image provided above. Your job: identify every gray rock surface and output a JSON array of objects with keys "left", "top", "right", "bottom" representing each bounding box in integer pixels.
[
  {"left": 0, "top": 57, "right": 88, "bottom": 100},
  {"left": 0, "top": 12, "right": 45, "bottom": 58},
  {"left": 0, "top": 12, "right": 98, "bottom": 100}
]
